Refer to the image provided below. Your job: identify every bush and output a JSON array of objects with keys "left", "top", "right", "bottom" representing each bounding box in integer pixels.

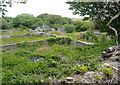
[
  {"left": 103, "top": 67, "right": 113, "bottom": 76},
  {"left": 73, "top": 20, "right": 84, "bottom": 32},
  {"left": 81, "top": 21, "right": 94, "bottom": 30},
  {"left": 74, "top": 64, "right": 88, "bottom": 74},
  {"left": 64, "top": 24, "right": 75, "bottom": 33},
  {"left": 80, "top": 28, "right": 98, "bottom": 42},
  {"left": 46, "top": 37, "right": 72, "bottom": 45}
]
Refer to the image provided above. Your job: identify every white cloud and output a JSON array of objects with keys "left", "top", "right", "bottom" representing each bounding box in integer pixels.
[{"left": 4, "top": 0, "right": 81, "bottom": 18}]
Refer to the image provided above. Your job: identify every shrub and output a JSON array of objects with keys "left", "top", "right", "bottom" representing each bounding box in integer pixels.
[
  {"left": 64, "top": 24, "right": 75, "bottom": 33},
  {"left": 80, "top": 28, "right": 98, "bottom": 42},
  {"left": 96, "top": 76, "right": 101, "bottom": 80},
  {"left": 73, "top": 20, "right": 84, "bottom": 32},
  {"left": 74, "top": 64, "right": 88, "bottom": 74},
  {"left": 46, "top": 37, "right": 72, "bottom": 45},
  {"left": 81, "top": 21, "right": 94, "bottom": 30},
  {"left": 103, "top": 67, "right": 113, "bottom": 76}
]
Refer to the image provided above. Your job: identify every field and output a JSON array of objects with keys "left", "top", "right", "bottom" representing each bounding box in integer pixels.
[{"left": 1, "top": 29, "right": 115, "bottom": 83}]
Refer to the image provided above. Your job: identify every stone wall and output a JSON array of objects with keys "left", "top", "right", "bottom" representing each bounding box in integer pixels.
[
  {"left": 0, "top": 34, "right": 31, "bottom": 38},
  {"left": 75, "top": 40, "right": 94, "bottom": 47},
  {"left": 0, "top": 32, "right": 94, "bottom": 49},
  {"left": 0, "top": 39, "right": 94, "bottom": 50}
]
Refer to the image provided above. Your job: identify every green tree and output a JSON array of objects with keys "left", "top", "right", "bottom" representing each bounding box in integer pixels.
[
  {"left": 31, "top": 18, "right": 45, "bottom": 29},
  {"left": 81, "top": 21, "right": 94, "bottom": 31},
  {"left": 66, "top": 1, "right": 120, "bottom": 44},
  {"left": 73, "top": 20, "right": 83, "bottom": 32},
  {"left": 0, "top": 17, "right": 13, "bottom": 30},
  {"left": 63, "top": 17, "right": 73, "bottom": 24},
  {"left": 36, "top": 14, "right": 73, "bottom": 29},
  {"left": 13, "top": 14, "right": 35, "bottom": 29},
  {"left": 64, "top": 24, "right": 75, "bottom": 33}
]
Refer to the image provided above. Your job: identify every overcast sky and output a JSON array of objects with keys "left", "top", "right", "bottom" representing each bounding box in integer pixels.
[{"left": 4, "top": 0, "right": 81, "bottom": 18}]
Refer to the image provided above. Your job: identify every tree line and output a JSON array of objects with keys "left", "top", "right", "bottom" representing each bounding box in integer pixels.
[{"left": 1, "top": 13, "right": 94, "bottom": 33}]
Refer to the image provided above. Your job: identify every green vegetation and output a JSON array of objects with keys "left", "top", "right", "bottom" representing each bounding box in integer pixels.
[
  {"left": 0, "top": 13, "right": 73, "bottom": 30},
  {"left": 73, "top": 64, "right": 88, "bottom": 74},
  {"left": 0, "top": 13, "right": 93, "bottom": 34},
  {"left": 96, "top": 76, "right": 101, "bottom": 80},
  {"left": 2, "top": 37, "right": 115, "bottom": 83},
  {"left": 66, "top": 1, "right": 120, "bottom": 44},
  {"left": 64, "top": 24, "right": 75, "bottom": 33},
  {"left": 65, "top": 32, "right": 80, "bottom": 40},
  {"left": 1, "top": 0, "right": 119, "bottom": 84},
  {"left": 103, "top": 67, "right": 113, "bottom": 76}
]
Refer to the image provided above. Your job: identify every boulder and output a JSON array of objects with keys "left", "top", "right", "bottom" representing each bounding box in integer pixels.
[
  {"left": 66, "top": 77, "right": 74, "bottom": 81},
  {"left": 29, "top": 56, "right": 45, "bottom": 62},
  {"left": 57, "top": 26, "right": 65, "bottom": 32},
  {"left": 42, "top": 25, "right": 51, "bottom": 31},
  {"left": 65, "top": 77, "right": 75, "bottom": 83}
]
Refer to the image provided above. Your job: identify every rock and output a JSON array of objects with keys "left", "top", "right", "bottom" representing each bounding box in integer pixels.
[
  {"left": 29, "top": 29, "right": 34, "bottom": 32},
  {"left": 108, "top": 55, "right": 120, "bottom": 62},
  {"left": 104, "top": 61, "right": 119, "bottom": 69},
  {"left": 59, "top": 56, "right": 70, "bottom": 62},
  {"left": 42, "top": 25, "right": 51, "bottom": 31},
  {"left": 34, "top": 27, "right": 43, "bottom": 32},
  {"left": 75, "top": 71, "right": 104, "bottom": 83},
  {"left": 102, "top": 45, "right": 120, "bottom": 59},
  {"left": 57, "top": 26, "right": 65, "bottom": 32},
  {"left": 29, "top": 56, "right": 45, "bottom": 62},
  {"left": 103, "top": 63, "right": 111, "bottom": 68},
  {"left": 66, "top": 77, "right": 74, "bottom": 81},
  {"left": 66, "top": 77, "right": 75, "bottom": 83},
  {"left": 50, "top": 29, "right": 56, "bottom": 31}
]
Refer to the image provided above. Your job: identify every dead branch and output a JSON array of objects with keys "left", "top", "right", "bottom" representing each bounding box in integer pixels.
[
  {"left": 108, "top": 26, "right": 118, "bottom": 46},
  {"left": 106, "top": 11, "right": 120, "bottom": 46}
]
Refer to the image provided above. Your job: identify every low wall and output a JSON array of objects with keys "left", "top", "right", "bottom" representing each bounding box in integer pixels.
[
  {"left": 0, "top": 32, "right": 94, "bottom": 49},
  {"left": 0, "top": 44, "right": 19, "bottom": 50},
  {"left": 1, "top": 30, "right": 28, "bottom": 33},
  {"left": 33, "top": 32, "right": 61, "bottom": 37},
  {"left": 0, "top": 39, "right": 94, "bottom": 50},
  {"left": 0, "top": 34, "right": 31, "bottom": 38},
  {"left": 1, "top": 32, "right": 61, "bottom": 39},
  {"left": 75, "top": 40, "right": 94, "bottom": 47}
]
